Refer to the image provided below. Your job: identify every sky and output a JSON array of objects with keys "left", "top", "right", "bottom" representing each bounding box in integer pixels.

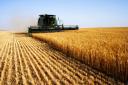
[{"left": 0, "top": 0, "right": 128, "bottom": 32}]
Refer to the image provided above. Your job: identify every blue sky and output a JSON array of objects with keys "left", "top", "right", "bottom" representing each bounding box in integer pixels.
[{"left": 0, "top": 0, "right": 128, "bottom": 31}]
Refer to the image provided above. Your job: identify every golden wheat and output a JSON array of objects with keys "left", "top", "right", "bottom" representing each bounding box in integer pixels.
[
  {"left": 32, "top": 28, "right": 128, "bottom": 82},
  {"left": 0, "top": 32, "right": 120, "bottom": 85}
]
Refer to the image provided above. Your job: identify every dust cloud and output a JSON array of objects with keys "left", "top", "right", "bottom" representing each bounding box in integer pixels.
[{"left": 10, "top": 15, "right": 37, "bottom": 32}]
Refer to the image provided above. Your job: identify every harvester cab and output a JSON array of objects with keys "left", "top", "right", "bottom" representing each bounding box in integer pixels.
[
  {"left": 28, "top": 14, "right": 79, "bottom": 35},
  {"left": 38, "top": 14, "right": 57, "bottom": 29}
]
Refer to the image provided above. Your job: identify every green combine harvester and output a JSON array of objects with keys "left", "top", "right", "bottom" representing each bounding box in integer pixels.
[{"left": 28, "top": 14, "right": 79, "bottom": 34}]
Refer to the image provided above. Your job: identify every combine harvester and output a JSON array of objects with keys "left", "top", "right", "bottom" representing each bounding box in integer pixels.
[{"left": 28, "top": 14, "right": 79, "bottom": 36}]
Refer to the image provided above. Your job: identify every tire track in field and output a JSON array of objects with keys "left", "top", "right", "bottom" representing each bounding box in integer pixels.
[
  {"left": 0, "top": 32, "right": 123, "bottom": 85},
  {"left": 7, "top": 37, "right": 16, "bottom": 85},
  {"left": 15, "top": 39, "right": 28, "bottom": 85}
]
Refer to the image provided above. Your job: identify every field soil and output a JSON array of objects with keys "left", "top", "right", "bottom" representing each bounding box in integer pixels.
[{"left": 0, "top": 32, "right": 123, "bottom": 85}]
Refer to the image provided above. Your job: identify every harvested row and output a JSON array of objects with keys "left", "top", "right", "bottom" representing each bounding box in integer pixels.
[{"left": 0, "top": 32, "right": 123, "bottom": 85}]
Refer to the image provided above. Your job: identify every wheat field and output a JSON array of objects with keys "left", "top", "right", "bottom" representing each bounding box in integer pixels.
[
  {"left": 32, "top": 28, "right": 128, "bottom": 83},
  {"left": 0, "top": 32, "right": 121, "bottom": 85}
]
